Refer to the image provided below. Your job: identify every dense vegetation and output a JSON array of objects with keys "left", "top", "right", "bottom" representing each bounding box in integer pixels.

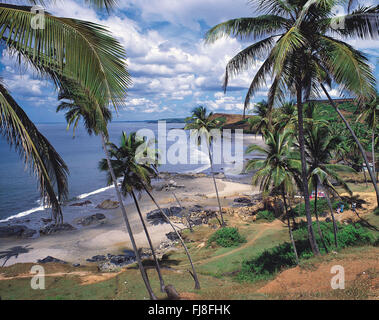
[{"left": 238, "top": 222, "right": 374, "bottom": 282}]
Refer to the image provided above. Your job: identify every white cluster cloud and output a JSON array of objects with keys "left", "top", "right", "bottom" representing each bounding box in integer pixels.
[{"left": 1, "top": 0, "right": 377, "bottom": 121}]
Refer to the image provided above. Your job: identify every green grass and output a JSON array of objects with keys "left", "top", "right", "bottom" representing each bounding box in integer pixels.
[{"left": 255, "top": 210, "right": 276, "bottom": 222}]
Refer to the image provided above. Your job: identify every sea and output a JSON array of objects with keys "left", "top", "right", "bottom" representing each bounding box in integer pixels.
[{"left": 0, "top": 121, "right": 262, "bottom": 223}]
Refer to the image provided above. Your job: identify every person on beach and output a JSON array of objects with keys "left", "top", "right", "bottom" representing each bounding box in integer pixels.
[{"left": 352, "top": 202, "right": 357, "bottom": 214}]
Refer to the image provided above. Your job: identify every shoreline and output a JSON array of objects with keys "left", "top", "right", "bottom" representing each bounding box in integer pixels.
[
  {"left": 0, "top": 167, "right": 261, "bottom": 267},
  {"left": 0, "top": 134, "right": 264, "bottom": 225}
]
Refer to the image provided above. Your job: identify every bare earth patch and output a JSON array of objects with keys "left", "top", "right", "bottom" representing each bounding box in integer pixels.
[{"left": 257, "top": 247, "right": 379, "bottom": 299}]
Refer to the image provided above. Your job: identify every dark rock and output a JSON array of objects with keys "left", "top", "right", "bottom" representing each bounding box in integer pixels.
[
  {"left": 109, "top": 254, "right": 134, "bottom": 266},
  {"left": 190, "top": 217, "right": 203, "bottom": 226},
  {"left": 21, "top": 228, "right": 37, "bottom": 238},
  {"left": 166, "top": 231, "right": 179, "bottom": 241},
  {"left": 40, "top": 223, "right": 75, "bottom": 235},
  {"left": 86, "top": 255, "right": 107, "bottom": 263},
  {"left": 73, "top": 263, "right": 81, "bottom": 267},
  {"left": 42, "top": 218, "right": 52, "bottom": 224},
  {"left": 37, "top": 256, "right": 67, "bottom": 264},
  {"left": 146, "top": 207, "right": 181, "bottom": 220},
  {"left": 325, "top": 217, "right": 332, "bottom": 223},
  {"left": 122, "top": 249, "right": 136, "bottom": 259},
  {"left": 77, "top": 213, "right": 106, "bottom": 226},
  {"left": 0, "top": 225, "right": 36, "bottom": 238},
  {"left": 168, "top": 206, "right": 182, "bottom": 215},
  {"left": 70, "top": 200, "right": 92, "bottom": 207}
]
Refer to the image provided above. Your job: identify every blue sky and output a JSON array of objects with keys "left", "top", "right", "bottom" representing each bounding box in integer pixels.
[{"left": 1, "top": 0, "right": 378, "bottom": 122}]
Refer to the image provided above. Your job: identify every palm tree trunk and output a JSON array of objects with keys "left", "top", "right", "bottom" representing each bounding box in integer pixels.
[
  {"left": 130, "top": 190, "right": 165, "bottom": 293},
  {"left": 100, "top": 133, "right": 157, "bottom": 300},
  {"left": 363, "top": 167, "right": 368, "bottom": 187},
  {"left": 314, "top": 183, "right": 328, "bottom": 253},
  {"left": 372, "top": 130, "right": 377, "bottom": 184},
  {"left": 296, "top": 83, "right": 320, "bottom": 256},
  {"left": 281, "top": 189, "right": 299, "bottom": 265},
  {"left": 142, "top": 185, "right": 201, "bottom": 290},
  {"left": 317, "top": 176, "right": 338, "bottom": 248},
  {"left": 321, "top": 84, "right": 379, "bottom": 206},
  {"left": 207, "top": 146, "right": 226, "bottom": 227}
]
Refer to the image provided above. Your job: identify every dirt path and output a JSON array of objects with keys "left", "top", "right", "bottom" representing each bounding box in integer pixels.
[{"left": 178, "top": 220, "right": 283, "bottom": 269}]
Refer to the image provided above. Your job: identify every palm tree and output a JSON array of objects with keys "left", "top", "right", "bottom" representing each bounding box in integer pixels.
[
  {"left": 246, "top": 129, "right": 300, "bottom": 264},
  {"left": 247, "top": 100, "right": 272, "bottom": 136},
  {"left": 304, "top": 123, "right": 355, "bottom": 249},
  {"left": 184, "top": 106, "right": 227, "bottom": 227},
  {"left": 57, "top": 82, "right": 157, "bottom": 300},
  {"left": 99, "top": 131, "right": 166, "bottom": 293},
  {"left": 0, "top": 0, "right": 131, "bottom": 223},
  {"left": 357, "top": 94, "right": 378, "bottom": 186},
  {"left": 275, "top": 101, "right": 297, "bottom": 132},
  {"left": 205, "top": 0, "right": 378, "bottom": 254}
]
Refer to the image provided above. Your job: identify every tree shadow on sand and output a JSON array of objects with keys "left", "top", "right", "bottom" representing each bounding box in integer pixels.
[{"left": 0, "top": 245, "right": 33, "bottom": 267}]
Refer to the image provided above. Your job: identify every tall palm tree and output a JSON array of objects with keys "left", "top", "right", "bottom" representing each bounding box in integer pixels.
[
  {"left": 184, "top": 106, "right": 227, "bottom": 227},
  {"left": 99, "top": 131, "right": 166, "bottom": 293},
  {"left": 99, "top": 131, "right": 201, "bottom": 290},
  {"left": 205, "top": 0, "right": 378, "bottom": 254},
  {"left": 57, "top": 81, "right": 157, "bottom": 300},
  {"left": 357, "top": 94, "right": 378, "bottom": 185},
  {"left": 0, "top": 0, "right": 130, "bottom": 223},
  {"left": 304, "top": 123, "right": 355, "bottom": 249},
  {"left": 246, "top": 129, "right": 301, "bottom": 264}
]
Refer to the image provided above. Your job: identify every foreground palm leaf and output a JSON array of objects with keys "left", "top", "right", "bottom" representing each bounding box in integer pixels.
[
  {"left": 0, "top": 82, "right": 68, "bottom": 223},
  {"left": 0, "top": 4, "right": 131, "bottom": 110}
]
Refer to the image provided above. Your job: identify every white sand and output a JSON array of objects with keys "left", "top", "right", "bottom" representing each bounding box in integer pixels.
[{"left": 0, "top": 176, "right": 259, "bottom": 266}]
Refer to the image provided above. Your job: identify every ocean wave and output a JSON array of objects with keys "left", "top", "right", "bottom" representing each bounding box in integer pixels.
[
  {"left": 0, "top": 205, "right": 46, "bottom": 222},
  {"left": 1, "top": 184, "right": 116, "bottom": 223},
  {"left": 76, "top": 185, "right": 114, "bottom": 199}
]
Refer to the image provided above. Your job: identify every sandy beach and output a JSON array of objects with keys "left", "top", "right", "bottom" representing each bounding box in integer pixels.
[{"left": 0, "top": 136, "right": 265, "bottom": 267}]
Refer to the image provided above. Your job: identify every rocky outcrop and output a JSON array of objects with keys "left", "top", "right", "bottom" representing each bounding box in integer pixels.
[
  {"left": 40, "top": 223, "right": 75, "bottom": 235},
  {"left": 146, "top": 206, "right": 182, "bottom": 221},
  {"left": 153, "top": 180, "right": 185, "bottom": 191},
  {"left": 70, "top": 200, "right": 92, "bottom": 207},
  {"left": 0, "top": 225, "right": 36, "bottom": 238},
  {"left": 76, "top": 213, "right": 106, "bottom": 226},
  {"left": 166, "top": 231, "right": 180, "bottom": 241},
  {"left": 37, "top": 256, "right": 67, "bottom": 264},
  {"left": 96, "top": 199, "right": 119, "bottom": 209}
]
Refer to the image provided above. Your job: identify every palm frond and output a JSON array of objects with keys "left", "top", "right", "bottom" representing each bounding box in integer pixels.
[
  {"left": 0, "top": 82, "right": 68, "bottom": 223},
  {"left": 204, "top": 15, "right": 289, "bottom": 44},
  {"left": 0, "top": 4, "right": 131, "bottom": 110}
]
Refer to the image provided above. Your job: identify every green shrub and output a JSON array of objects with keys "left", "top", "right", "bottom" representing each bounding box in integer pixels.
[
  {"left": 256, "top": 210, "right": 276, "bottom": 222},
  {"left": 374, "top": 207, "right": 379, "bottom": 216},
  {"left": 292, "top": 199, "right": 349, "bottom": 217},
  {"left": 208, "top": 227, "right": 246, "bottom": 248},
  {"left": 238, "top": 221, "right": 373, "bottom": 282}
]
